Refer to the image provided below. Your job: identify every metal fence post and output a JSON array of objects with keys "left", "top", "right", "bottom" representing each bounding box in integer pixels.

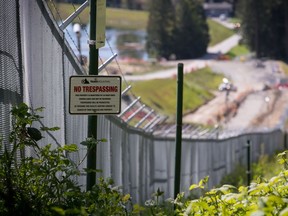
[
  {"left": 246, "top": 140, "right": 251, "bottom": 186},
  {"left": 87, "top": 0, "right": 98, "bottom": 191},
  {"left": 174, "top": 63, "right": 183, "bottom": 199}
]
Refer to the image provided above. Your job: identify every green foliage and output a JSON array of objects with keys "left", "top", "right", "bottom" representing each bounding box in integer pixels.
[
  {"left": 141, "top": 188, "right": 176, "bottom": 215},
  {"left": 207, "top": 19, "right": 234, "bottom": 46},
  {"left": 146, "top": 0, "right": 210, "bottom": 60},
  {"left": 173, "top": 0, "right": 210, "bottom": 59},
  {"left": 226, "top": 44, "right": 250, "bottom": 59},
  {"left": 220, "top": 153, "right": 283, "bottom": 189},
  {"left": 238, "top": 0, "right": 288, "bottom": 60},
  {"left": 220, "top": 164, "right": 247, "bottom": 187},
  {"left": 0, "top": 103, "right": 131, "bottom": 215},
  {"left": 141, "top": 151, "right": 288, "bottom": 215},
  {"left": 253, "top": 154, "right": 282, "bottom": 180},
  {"left": 146, "top": 0, "right": 176, "bottom": 59}
]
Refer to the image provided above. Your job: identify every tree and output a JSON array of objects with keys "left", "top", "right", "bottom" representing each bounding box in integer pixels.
[
  {"left": 173, "top": 0, "right": 210, "bottom": 59},
  {"left": 146, "top": 0, "right": 176, "bottom": 59},
  {"left": 239, "top": 0, "right": 288, "bottom": 61},
  {"left": 146, "top": 0, "right": 209, "bottom": 60},
  {"left": 0, "top": 103, "right": 132, "bottom": 215}
]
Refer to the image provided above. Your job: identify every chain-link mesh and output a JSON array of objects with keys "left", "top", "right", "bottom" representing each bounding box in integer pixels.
[{"left": 0, "top": 0, "right": 23, "bottom": 150}]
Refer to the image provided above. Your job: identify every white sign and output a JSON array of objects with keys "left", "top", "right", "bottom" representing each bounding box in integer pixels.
[{"left": 69, "top": 76, "right": 121, "bottom": 114}]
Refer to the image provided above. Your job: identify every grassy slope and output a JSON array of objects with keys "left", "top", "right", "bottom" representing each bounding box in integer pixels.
[
  {"left": 106, "top": 8, "right": 148, "bottom": 30},
  {"left": 226, "top": 44, "right": 250, "bottom": 58},
  {"left": 47, "top": 3, "right": 148, "bottom": 30},
  {"left": 207, "top": 19, "right": 234, "bottom": 46},
  {"left": 131, "top": 67, "right": 224, "bottom": 120}
]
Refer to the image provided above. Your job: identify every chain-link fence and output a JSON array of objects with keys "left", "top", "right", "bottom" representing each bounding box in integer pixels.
[
  {"left": 0, "top": 0, "right": 23, "bottom": 151},
  {"left": 0, "top": 0, "right": 286, "bottom": 204}
]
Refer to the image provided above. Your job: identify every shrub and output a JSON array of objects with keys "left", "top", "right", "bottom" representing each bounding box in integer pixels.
[
  {"left": 142, "top": 151, "right": 288, "bottom": 215},
  {"left": 0, "top": 103, "right": 131, "bottom": 215}
]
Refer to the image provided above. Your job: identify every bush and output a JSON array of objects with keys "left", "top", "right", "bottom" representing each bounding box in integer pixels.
[
  {"left": 142, "top": 152, "right": 288, "bottom": 215},
  {"left": 0, "top": 103, "right": 131, "bottom": 215},
  {"left": 220, "top": 164, "right": 246, "bottom": 187}
]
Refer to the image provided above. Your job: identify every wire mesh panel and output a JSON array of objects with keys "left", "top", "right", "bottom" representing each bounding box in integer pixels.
[
  {"left": 20, "top": 0, "right": 86, "bottom": 148},
  {"left": 0, "top": 0, "right": 23, "bottom": 150}
]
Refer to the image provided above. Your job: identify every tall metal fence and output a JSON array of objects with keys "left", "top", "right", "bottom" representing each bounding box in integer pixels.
[
  {"left": 0, "top": 0, "right": 286, "bottom": 204},
  {"left": 98, "top": 117, "right": 284, "bottom": 203},
  {"left": 0, "top": 0, "right": 23, "bottom": 150}
]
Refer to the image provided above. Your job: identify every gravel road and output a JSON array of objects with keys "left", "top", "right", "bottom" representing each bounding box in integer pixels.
[
  {"left": 183, "top": 59, "right": 288, "bottom": 130},
  {"left": 122, "top": 31, "right": 288, "bottom": 131}
]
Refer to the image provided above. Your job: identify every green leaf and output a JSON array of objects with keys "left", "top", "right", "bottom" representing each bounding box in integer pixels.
[
  {"left": 250, "top": 210, "right": 265, "bottom": 216},
  {"left": 222, "top": 184, "right": 237, "bottom": 190},
  {"left": 189, "top": 184, "right": 199, "bottom": 191},
  {"left": 132, "top": 204, "right": 145, "bottom": 214},
  {"left": 27, "top": 127, "right": 42, "bottom": 141},
  {"left": 81, "top": 137, "right": 98, "bottom": 147},
  {"left": 11, "top": 103, "right": 28, "bottom": 116},
  {"left": 122, "top": 194, "right": 131, "bottom": 202},
  {"left": 156, "top": 188, "right": 164, "bottom": 196},
  {"left": 51, "top": 207, "right": 65, "bottom": 216},
  {"left": 84, "top": 168, "right": 102, "bottom": 173},
  {"left": 269, "top": 176, "right": 281, "bottom": 185},
  {"left": 80, "top": 141, "right": 89, "bottom": 146},
  {"left": 280, "top": 207, "right": 288, "bottom": 216},
  {"left": 34, "top": 106, "right": 45, "bottom": 112},
  {"left": 277, "top": 151, "right": 287, "bottom": 158},
  {"left": 219, "top": 184, "right": 237, "bottom": 193},
  {"left": 100, "top": 138, "right": 107, "bottom": 142},
  {"left": 62, "top": 144, "right": 78, "bottom": 152},
  {"left": 238, "top": 186, "right": 248, "bottom": 193},
  {"left": 40, "top": 126, "right": 60, "bottom": 131},
  {"left": 199, "top": 176, "right": 209, "bottom": 187},
  {"left": 248, "top": 187, "right": 261, "bottom": 196},
  {"left": 278, "top": 158, "right": 286, "bottom": 165}
]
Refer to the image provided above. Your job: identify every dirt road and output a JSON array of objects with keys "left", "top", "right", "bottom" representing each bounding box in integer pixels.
[
  {"left": 183, "top": 60, "right": 288, "bottom": 130},
  {"left": 120, "top": 31, "right": 288, "bottom": 131}
]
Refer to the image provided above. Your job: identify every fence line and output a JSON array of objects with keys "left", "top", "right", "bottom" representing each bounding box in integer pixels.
[
  {"left": 0, "top": 0, "right": 285, "bottom": 204},
  {"left": 97, "top": 116, "right": 284, "bottom": 203}
]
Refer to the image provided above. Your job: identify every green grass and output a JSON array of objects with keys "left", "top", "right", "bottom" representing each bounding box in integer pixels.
[
  {"left": 47, "top": 2, "right": 148, "bottom": 30},
  {"left": 106, "top": 8, "right": 148, "bottom": 30},
  {"left": 279, "top": 61, "right": 288, "bottom": 75},
  {"left": 47, "top": 2, "right": 90, "bottom": 24},
  {"left": 130, "top": 67, "right": 224, "bottom": 121},
  {"left": 226, "top": 44, "right": 250, "bottom": 58},
  {"left": 48, "top": 3, "right": 234, "bottom": 43},
  {"left": 207, "top": 19, "right": 234, "bottom": 46},
  {"left": 228, "top": 17, "right": 241, "bottom": 24}
]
